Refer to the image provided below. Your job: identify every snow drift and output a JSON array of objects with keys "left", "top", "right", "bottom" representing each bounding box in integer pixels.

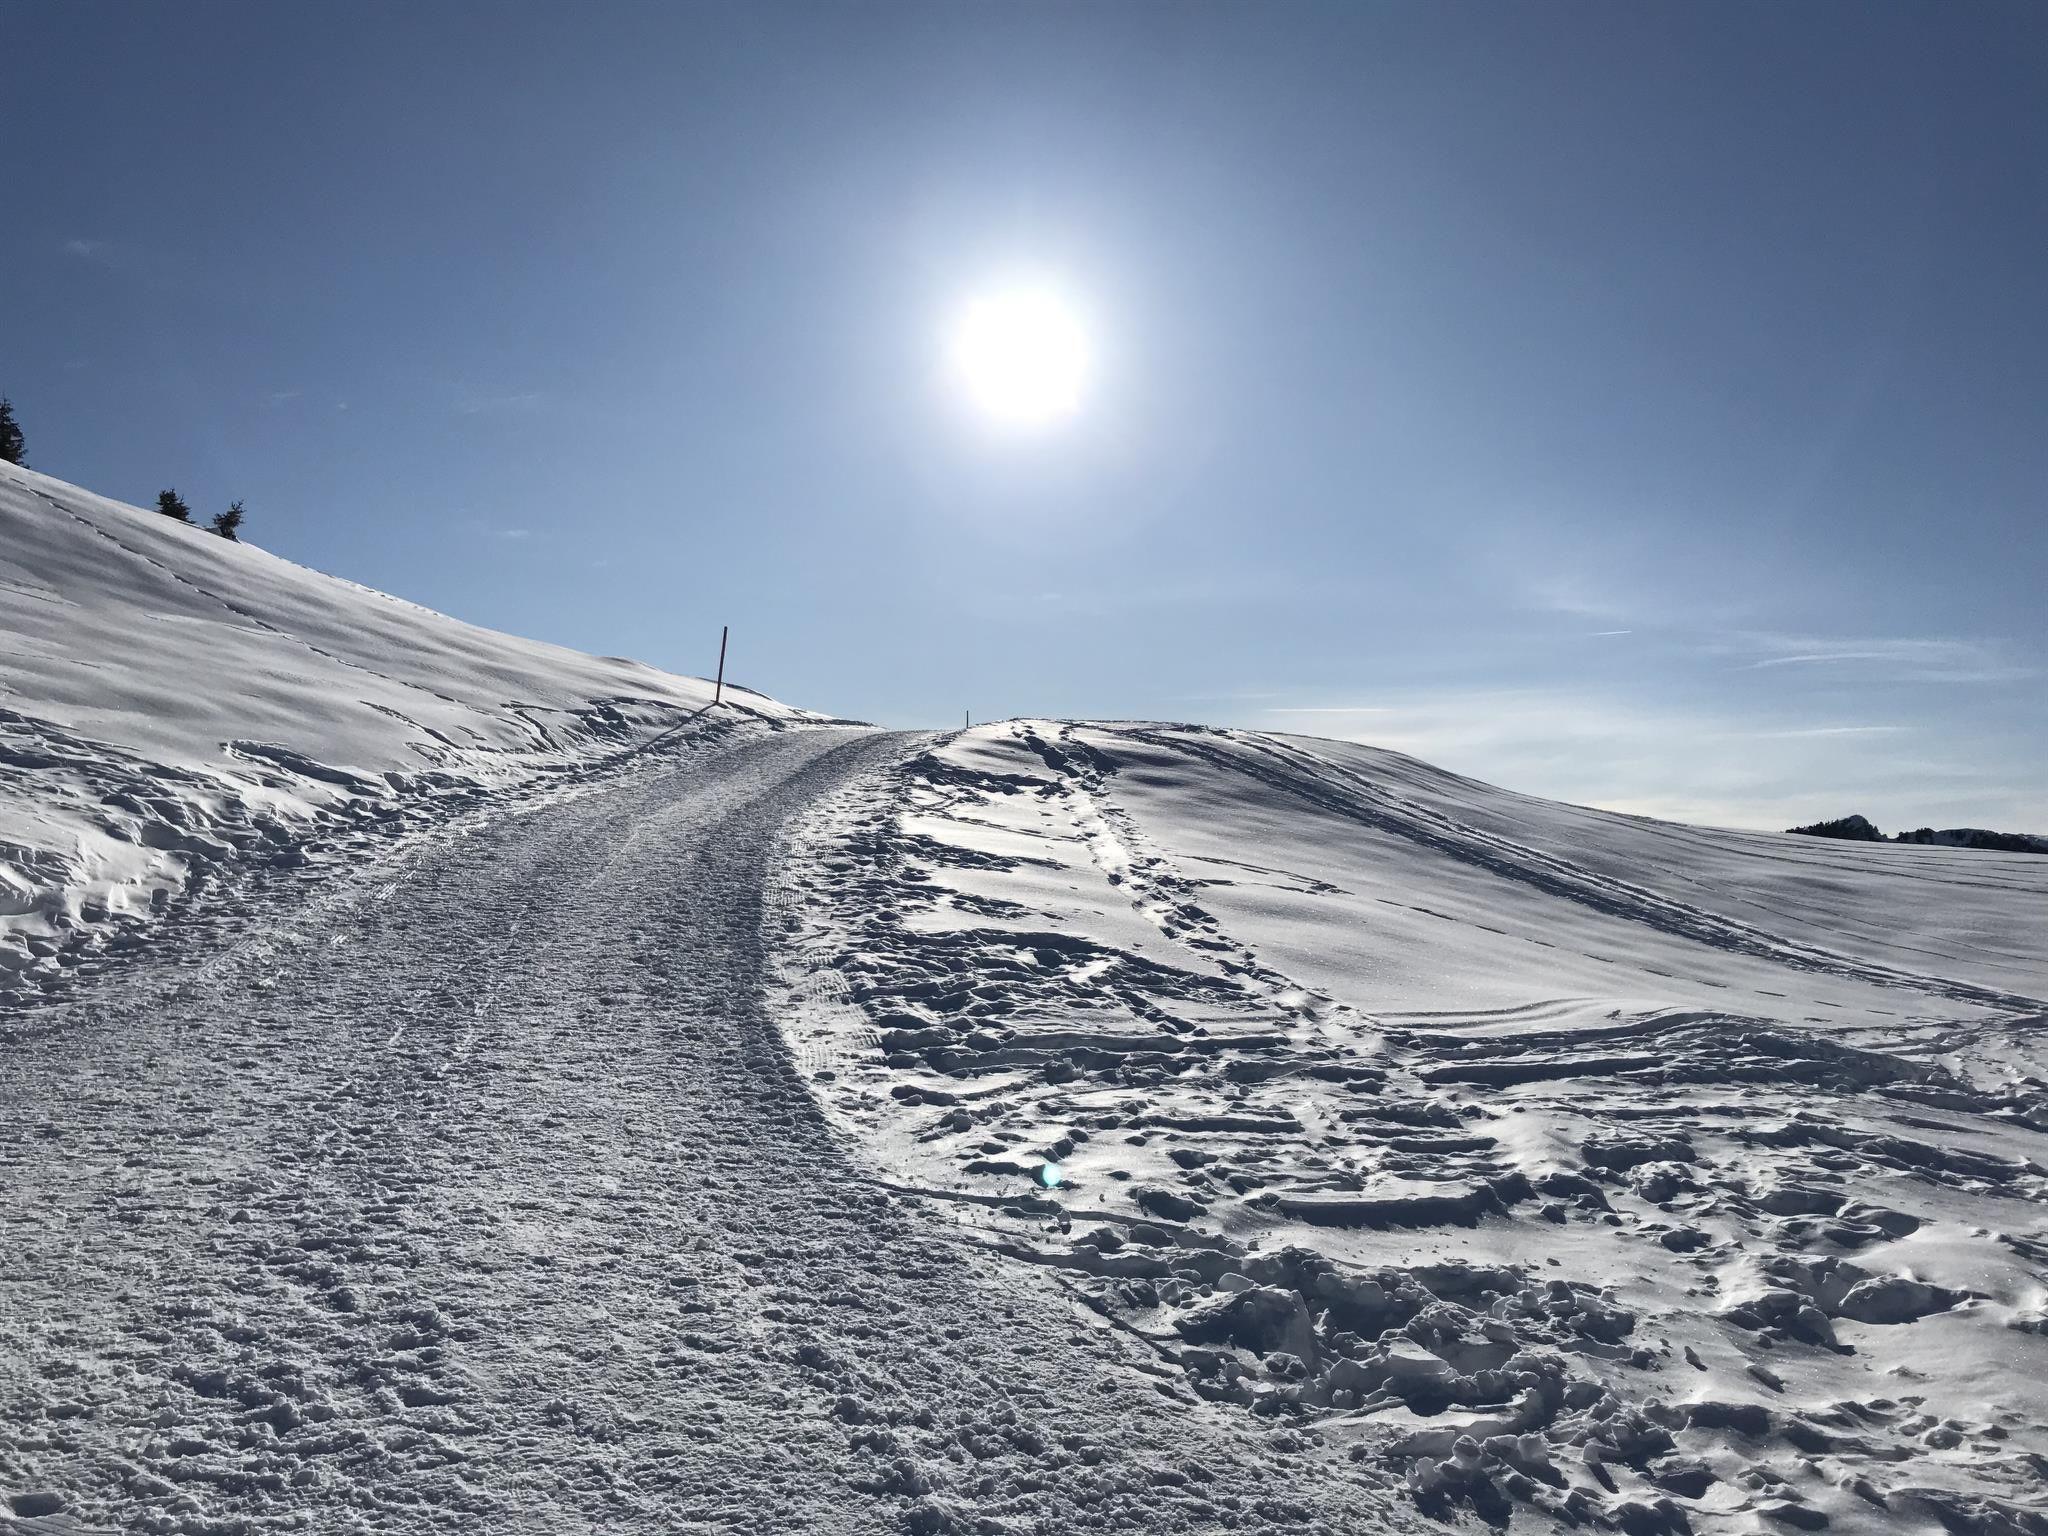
[{"left": 0, "top": 461, "right": 814, "bottom": 999}]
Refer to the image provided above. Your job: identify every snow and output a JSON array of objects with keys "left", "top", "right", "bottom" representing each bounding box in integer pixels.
[
  {"left": 1, "top": 728, "right": 1393, "bottom": 1534},
  {"left": 0, "top": 461, "right": 817, "bottom": 1001},
  {"left": 8, "top": 461, "right": 2048, "bottom": 1532},
  {"left": 778, "top": 719, "right": 2048, "bottom": 1535}
]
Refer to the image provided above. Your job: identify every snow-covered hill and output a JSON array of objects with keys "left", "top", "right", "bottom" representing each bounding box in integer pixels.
[
  {"left": 778, "top": 721, "right": 2048, "bottom": 1534},
  {"left": 7, "top": 461, "right": 2048, "bottom": 1534},
  {"left": 0, "top": 461, "right": 815, "bottom": 1001}
]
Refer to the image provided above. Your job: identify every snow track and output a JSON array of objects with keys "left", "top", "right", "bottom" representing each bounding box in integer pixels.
[
  {"left": 0, "top": 726, "right": 1393, "bottom": 1535},
  {"left": 775, "top": 721, "right": 2048, "bottom": 1536}
]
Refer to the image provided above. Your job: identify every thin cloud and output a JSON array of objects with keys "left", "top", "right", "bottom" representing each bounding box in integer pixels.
[
  {"left": 453, "top": 389, "right": 545, "bottom": 417},
  {"left": 1251, "top": 687, "right": 2039, "bottom": 831},
  {"left": 62, "top": 237, "right": 113, "bottom": 262},
  {"left": 1747, "top": 650, "right": 1938, "bottom": 669},
  {"left": 1263, "top": 705, "right": 1394, "bottom": 715},
  {"left": 1724, "top": 632, "right": 2032, "bottom": 684},
  {"left": 1521, "top": 574, "right": 1633, "bottom": 624},
  {"left": 459, "top": 516, "right": 540, "bottom": 543},
  {"left": 1754, "top": 724, "right": 1911, "bottom": 739}
]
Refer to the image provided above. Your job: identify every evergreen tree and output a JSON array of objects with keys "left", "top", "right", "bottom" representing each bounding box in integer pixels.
[
  {"left": 211, "top": 500, "right": 246, "bottom": 540},
  {"left": 1786, "top": 813, "right": 1882, "bottom": 842},
  {"left": 156, "top": 489, "right": 193, "bottom": 522},
  {"left": 0, "top": 398, "right": 24, "bottom": 466}
]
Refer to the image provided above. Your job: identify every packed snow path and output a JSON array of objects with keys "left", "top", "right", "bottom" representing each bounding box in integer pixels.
[{"left": 0, "top": 727, "right": 1390, "bottom": 1535}]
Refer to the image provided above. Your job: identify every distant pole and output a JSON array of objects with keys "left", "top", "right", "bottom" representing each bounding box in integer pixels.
[
  {"left": 965, "top": 709, "right": 970, "bottom": 729},
  {"left": 714, "top": 625, "right": 728, "bottom": 706}
]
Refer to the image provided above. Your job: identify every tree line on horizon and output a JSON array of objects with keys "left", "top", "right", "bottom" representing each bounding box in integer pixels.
[
  {"left": 1788, "top": 812, "right": 2045, "bottom": 854},
  {"left": 2, "top": 395, "right": 251, "bottom": 541}
]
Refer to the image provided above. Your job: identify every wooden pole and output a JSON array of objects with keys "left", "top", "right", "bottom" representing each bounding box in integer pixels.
[{"left": 714, "top": 625, "right": 728, "bottom": 706}]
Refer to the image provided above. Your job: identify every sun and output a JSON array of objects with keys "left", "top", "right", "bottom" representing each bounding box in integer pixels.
[{"left": 947, "top": 282, "right": 1091, "bottom": 429}]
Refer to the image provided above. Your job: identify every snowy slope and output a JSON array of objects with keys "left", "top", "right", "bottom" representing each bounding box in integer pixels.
[
  {"left": 0, "top": 461, "right": 815, "bottom": 999},
  {"left": 11, "top": 457, "right": 2048, "bottom": 1533},
  {"left": 4, "top": 730, "right": 1411, "bottom": 1536},
  {"left": 778, "top": 720, "right": 2048, "bottom": 1535}
]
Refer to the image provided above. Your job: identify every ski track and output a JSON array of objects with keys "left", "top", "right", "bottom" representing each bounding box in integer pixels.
[
  {"left": 1147, "top": 729, "right": 2044, "bottom": 1017},
  {"left": 0, "top": 726, "right": 1393, "bottom": 1535}
]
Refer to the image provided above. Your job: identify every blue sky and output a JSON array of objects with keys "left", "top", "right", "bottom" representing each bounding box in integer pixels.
[{"left": 6, "top": 3, "right": 2043, "bottom": 830}]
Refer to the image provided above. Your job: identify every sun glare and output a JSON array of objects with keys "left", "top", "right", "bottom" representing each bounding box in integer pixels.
[{"left": 947, "top": 282, "right": 1090, "bottom": 429}]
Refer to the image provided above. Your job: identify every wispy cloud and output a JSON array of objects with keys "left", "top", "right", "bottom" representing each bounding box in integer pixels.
[
  {"left": 1169, "top": 689, "right": 1293, "bottom": 704},
  {"left": 1261, "top": 705, "right": 1393, "bottom": 715},
  {"left": 62, "top": 237, "right": 113, "bottom": 263},
  {"left": 458, "top": 516, "right": 540, "bottom": 544},
  {"left": 452, "top": 388, "right": 545, "bottom": 417},
  {"left": 1753, "top": 724, "right": 1911, "bottom": 739},
  {"left": 1723, "top": 632, "right": 2031, "bottom": 684},
  {"left": 1252, "top": 688, "right": 2038, "bottom": 832},
  {"left": 1520, "top": 573, "right": 1634, "bottom": 624}
]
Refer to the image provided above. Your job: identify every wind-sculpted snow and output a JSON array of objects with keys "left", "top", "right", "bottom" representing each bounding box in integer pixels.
[
  {"left": 776, "top": 721, "right": 2048, "bottom": 1536},
  {"left": 0, "top": 461, "right": 818, "bottom": 1006},
  {"left": 0, "top": 729, "right": 1397, "bottom": 1534}
]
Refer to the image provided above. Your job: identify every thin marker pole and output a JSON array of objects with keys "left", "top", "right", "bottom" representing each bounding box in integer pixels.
[{"left": 714, "top": 625, "right": 728, "bottom": 706}]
